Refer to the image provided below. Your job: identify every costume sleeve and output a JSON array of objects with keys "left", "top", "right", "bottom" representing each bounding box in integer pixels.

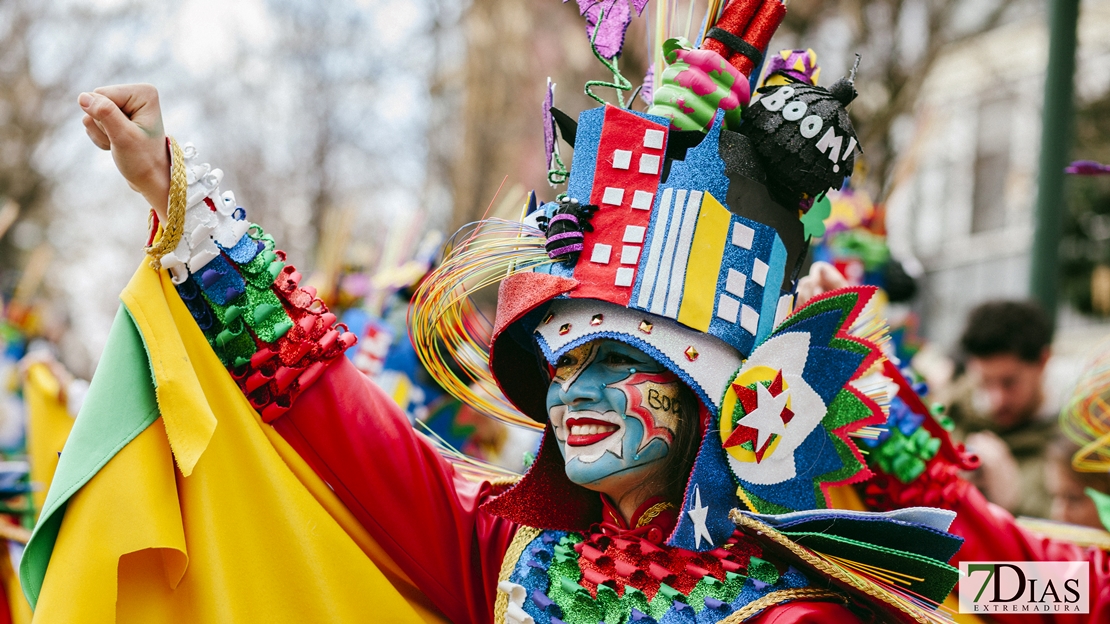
[
  {"left": 155, "top": 144, "right": 518, "bottom": 624},
  {"left": 947, "top": 486, "right": 1110, "bottom": 624},
  {"left": 274, "top": 357, "right": 519, "bottom": 624},
  {"left": 861, "top": 364, "right": 1110, "bottom": 621}
]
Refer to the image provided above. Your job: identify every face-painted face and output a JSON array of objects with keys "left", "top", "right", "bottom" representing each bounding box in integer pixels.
[{"left": 547, "top": 339, "right": 686, "bottom": 491}]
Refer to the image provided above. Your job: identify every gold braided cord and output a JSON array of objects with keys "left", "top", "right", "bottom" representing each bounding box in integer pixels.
[
  {"left": 493, "top": 525, "right": 543, "bottom": 624},
  {"left": 730, "top": 511, "right": 948, "bottom": 624},
  {"left": 720, "top": 588, "right": 846, "bottom": 623},
  {"left": 635, "top": 501, "right": 676, "bottom": 528},
  {"left": 145, "top": 136, "right": 187, "bottom": 269},
  {"left": 487, "top": 475, "right": 523, "bottom": 489}
]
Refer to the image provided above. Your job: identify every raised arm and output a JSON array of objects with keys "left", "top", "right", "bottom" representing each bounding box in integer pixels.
[{"left": 81, "top": 84, "right": 519, "bottom": 623}]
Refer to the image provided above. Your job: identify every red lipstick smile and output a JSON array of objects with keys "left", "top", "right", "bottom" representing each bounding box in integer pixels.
[{"left": 565, "top": 417, "right": 620, "bottom": 447}]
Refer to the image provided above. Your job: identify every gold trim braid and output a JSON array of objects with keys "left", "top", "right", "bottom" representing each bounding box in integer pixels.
[
  {"left": 721, "top": 588, "right": 845, "bottom": 622},
  {"left": 145, "top": 136, "right": 187, "bottom": 269},
  {"left": 493, "top": 525, "right": 542, "bottom": 624},
  {"left": 635, "top": 501, "right": 676, "bottom": 528}
]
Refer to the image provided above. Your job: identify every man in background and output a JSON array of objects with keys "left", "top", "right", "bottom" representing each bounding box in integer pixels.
[{"left": 949, "top": 300, "right": 1058, "bottom": 518}]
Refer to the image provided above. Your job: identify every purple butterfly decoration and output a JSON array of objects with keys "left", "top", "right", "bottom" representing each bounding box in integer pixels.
[
  {"left": 639, "top": 66, "right": 654, "bottom": 106},
  {"left": 544, "top": 79, "right": 556, "bottom": 170},
  {"left": 570, "top": 0, "right": 633, "bottom": 59},
  {"left": 1066, "top": 160, "right": 1110, "bottom": 176}
]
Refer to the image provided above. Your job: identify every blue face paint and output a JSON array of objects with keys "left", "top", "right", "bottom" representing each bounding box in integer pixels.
[{"left": 547, "top": 339, "right": 686, "bottom": 487}]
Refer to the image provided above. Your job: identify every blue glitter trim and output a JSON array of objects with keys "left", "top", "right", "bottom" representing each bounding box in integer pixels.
[
  {"left": 192, "top": 254, "right": 246, "bottom": 306},
  {"left": 508, "top": 529, "right": 817, "bottom": 623},
  {"left": 754, "top": 236, "right": 787, "bottom": 344},
  {"left": 670, "top": 424, "right": 743, "bottom": 552},
  {"left": 566, "top": 107, "right": 605, "bottom": 205},
  {"left": 220, "top": 233, "right": 264, "bottom": 264}
]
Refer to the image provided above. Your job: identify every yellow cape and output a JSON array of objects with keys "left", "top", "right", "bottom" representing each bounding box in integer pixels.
[{"left": 28, "top": 264, "right": 444, "bottom": 623}]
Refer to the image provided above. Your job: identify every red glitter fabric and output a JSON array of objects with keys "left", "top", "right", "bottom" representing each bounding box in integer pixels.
[
  {"left": 225, "top": 254, "right": 356, "bottom": 422},
  {"left": 945, "top": 486, "right": 1110, "bottom": 624},
  {"left": 481, "top": 426, "right": 603, "bottom": 531},
  {"left": 272, "top": 357, "right": 878, "bottom": 623},
  {"left": 701, "top": 0, "right": 786, "bottom": 76},
  {"left": 861, "top": 459, "right": 969, "bottom": 512},
  {"left": 730, "top": 0, "right": 786, "bottom": 75},
  {"left": 489, "top": 273, "right": 578, "bottom": 421},
  {"left": 492, "top": 273, "right": 577, "bottom": 338},
  {"left": 702, "top": 0, "right": 762, "bottom": 58},
  {"left": 574, "top": 527, "right": 760, "bottom": 600}
]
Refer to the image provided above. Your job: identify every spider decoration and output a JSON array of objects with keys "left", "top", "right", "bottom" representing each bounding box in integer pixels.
[{"left": 536, "top": 197, "right": 599, "bottom": 264}]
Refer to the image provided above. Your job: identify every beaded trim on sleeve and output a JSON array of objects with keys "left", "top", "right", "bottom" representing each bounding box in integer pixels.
[{"left": 162, "top": 143, "right": 356, "bottom": 422}]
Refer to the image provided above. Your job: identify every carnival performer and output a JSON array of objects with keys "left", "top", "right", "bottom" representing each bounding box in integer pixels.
[{"left": 20, "top": 2, "right": 1110, "bottom": 624}]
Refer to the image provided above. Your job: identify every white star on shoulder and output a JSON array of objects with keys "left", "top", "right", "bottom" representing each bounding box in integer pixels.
[
  {"left": 688, "top": 485, "right": 712, "bottom": 549},
  {"left": 735, "top": 381, "right": 789, "bottom": 450}
]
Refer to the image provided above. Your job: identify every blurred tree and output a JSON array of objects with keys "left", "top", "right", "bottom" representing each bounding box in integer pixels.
[
  {"left": 0, "top": 0, "right": 147, "bottom": 376},
  {"left": 190, "top": 1, "right": 414, "bottom": 268},
  {"left": 1061, "top": 90, "right": 1110, "bottom": 315},
  {"left": 0, "top": 1, "right": 134, "bottom": 288},
  {"left": 446, "top": 0, "right": 651, "bottom": 231},
  {"left": 773, "top": 0, "right": 1023, "bottom": 199}
]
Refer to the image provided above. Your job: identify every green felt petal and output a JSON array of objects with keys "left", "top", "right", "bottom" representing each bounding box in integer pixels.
[
  {"left": 1086, "top": 487, "right": 1110, "bottom": 533},
  {"left": 19, "top": 305, "right": 161, "bottom": 608}
]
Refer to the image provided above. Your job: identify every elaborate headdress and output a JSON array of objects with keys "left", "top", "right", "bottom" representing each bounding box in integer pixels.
[{"left": 414, "top": 0, "right": 919, "bottom": 554}]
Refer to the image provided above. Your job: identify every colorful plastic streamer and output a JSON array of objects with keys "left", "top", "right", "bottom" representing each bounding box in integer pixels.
[
  {"left": 1062, "top": 338, "right": 1110, "bottom": 473},
  {"left": 408, "top": 219, "right": 554, "bottom": 430}
]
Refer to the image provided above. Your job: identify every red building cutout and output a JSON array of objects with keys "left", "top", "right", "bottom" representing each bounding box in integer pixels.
[{"left": 574, "top": 105, "right": 669, "bottom": 306}]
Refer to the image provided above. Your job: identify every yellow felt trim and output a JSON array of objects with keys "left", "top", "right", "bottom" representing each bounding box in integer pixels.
[
  {"left": 118, "top": 265, "right": 217, "bottom": 477},
  {"left": 677, "top": 192, "right": 730, "bottom": 332},
  {"left": 826, "top": 483, "right": 867, "bottom": 511},
  {"left": 24, "top": 363, "right": 75, "bottom": 516}
]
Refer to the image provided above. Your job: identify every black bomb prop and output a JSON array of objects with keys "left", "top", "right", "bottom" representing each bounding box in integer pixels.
[{"left": 740, "top": 76, "right": 860, "bottom": 210}]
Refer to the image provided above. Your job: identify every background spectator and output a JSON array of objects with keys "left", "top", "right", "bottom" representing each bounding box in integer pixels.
[
  {"left": 949, "top": 300, "right": 1058, "bottom": 517},
  {"left": 1045, "top": 436, "right": 1110, "bottom": 530}
]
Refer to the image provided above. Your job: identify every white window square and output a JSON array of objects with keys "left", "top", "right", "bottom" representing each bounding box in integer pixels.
[
  {"left": 612, "top": 149, "right": 632, "bottom": 170},
  {"left": 620, "top": 245, "right": 641, "bottom": 265},
  {"left": 725, "top": 268, "right": 746, "bottom": 297},
  {"left": 631, "top": 190, "right": 654, "bottom": 210},
  {"left": 623, "top": 225, "right": 646, "bottom": 244},
  {"left": 732, "top": 222, "right": 755, "bottom": 249},
  {"left": 638, "top": 154, "right": 660, "bottom": 175},
  {"left": 752, "top": 259, "right": 769, "bottom": 286},
  {"left": 716, "top": 294, "right": 739, "bottom": 323},
  {"left": 614, "top": 267, "right": 635, "bottom": 287},
  {"left": 741, "top": 305, "right": 760, "bottom": 334},
  {"left": 643, "top": 129, "right": 665, "bottom": 149},
  {"left": 590, "top": 243, "right": 612, "bottom": 264},
  {"left": 602, "top": 187, "right": 625, "bottom": 206}
]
